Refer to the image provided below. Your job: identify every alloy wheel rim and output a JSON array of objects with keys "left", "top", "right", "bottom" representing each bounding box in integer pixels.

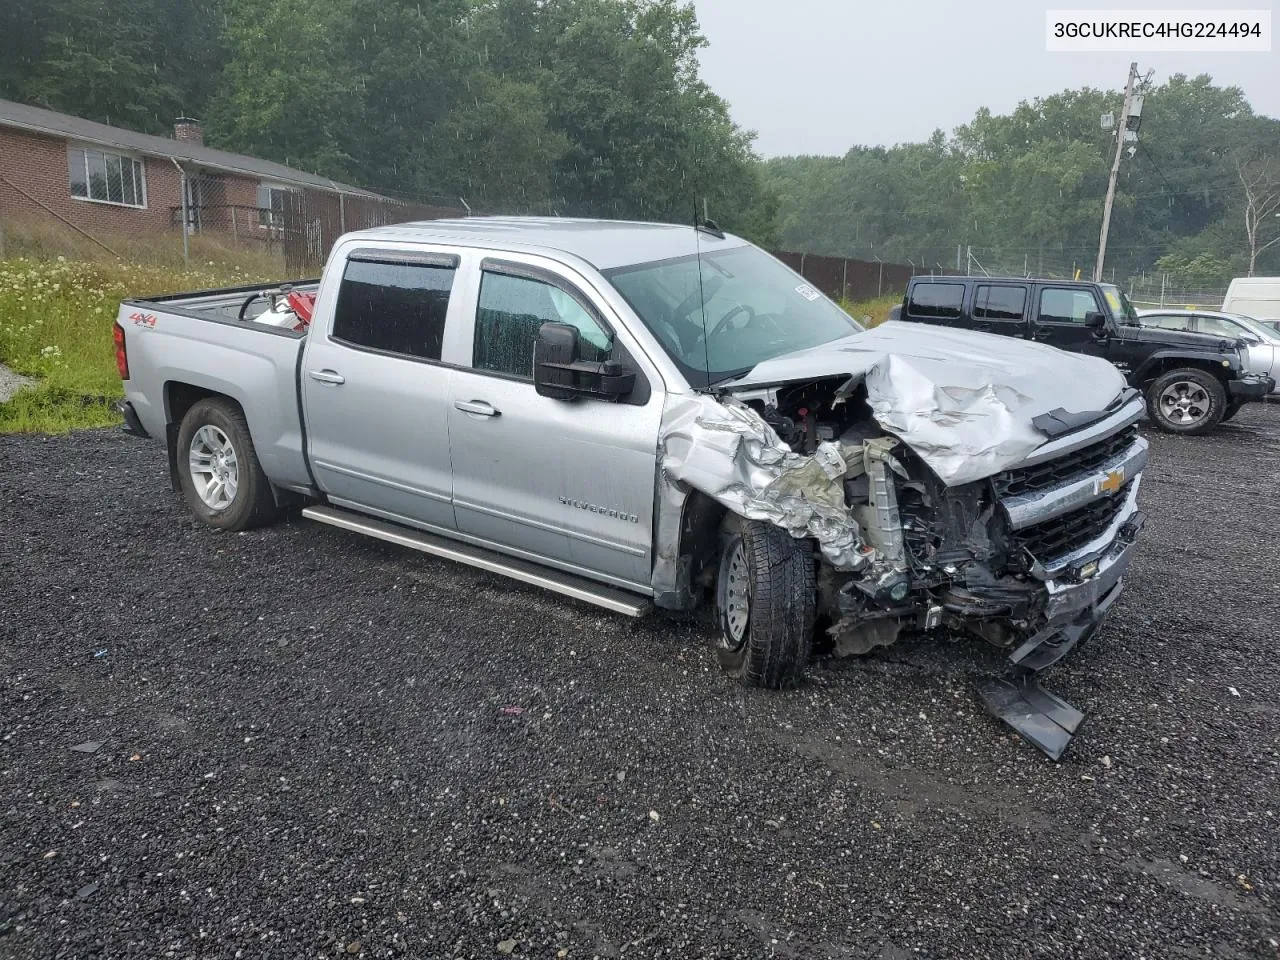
[
  {"left": 188, "top": 425, "right": 239, "bottom": 510},
  {"left": 1159, "top": 381, "right": 1211, "bottom": 426}
]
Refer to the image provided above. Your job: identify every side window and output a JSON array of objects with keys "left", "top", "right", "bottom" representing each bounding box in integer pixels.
[
  {"left": 1197, "top": 315, "right": 1246, "bottom": 338},
  {"left": 1140, "top": 313, "right": 1192, "bottom": 332},
  {"left": 974, "top": 285, "right": 1027, "bottom": 322},
  {"left": 906, "top": 282, "right": 965, "bottom": 320},
  {"left": 474, "top": 271, "right": 611, "bottom": 379},
  {"left": 332, "top": 259, "right": 455, "bottom": 360},
  {"left": 1038, "top": 288, "right": 1100, "bottom": 324}
]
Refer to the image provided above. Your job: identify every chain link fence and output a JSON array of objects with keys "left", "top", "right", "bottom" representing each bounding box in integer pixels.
[{"left": 767, "top": 250, "right": 959, "bottom": 303}]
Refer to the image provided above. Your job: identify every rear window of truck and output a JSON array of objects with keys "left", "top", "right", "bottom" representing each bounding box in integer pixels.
[
  {"left": 907, "top": 283, "right": 964, "bottom": 319},
  {"left": 332, "top": 259, "right": 455, "bottom": 360}
]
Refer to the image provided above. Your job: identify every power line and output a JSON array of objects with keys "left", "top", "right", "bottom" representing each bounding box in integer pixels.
[{"left": 1136, "top": 141, "right": 1178, "bottom": 194}]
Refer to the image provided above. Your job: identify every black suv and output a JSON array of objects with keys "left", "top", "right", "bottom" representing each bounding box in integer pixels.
[{"left": 895, "top": 277, "right": 1274, "bottom": 435}]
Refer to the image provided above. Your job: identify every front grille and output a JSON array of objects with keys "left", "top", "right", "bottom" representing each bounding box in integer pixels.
[
  {"left": 1016, "top": 482, "right": 1133, "bottom": 562},
  {"left": 996, "top": 425, "right": 1139, "bottom": 498}
]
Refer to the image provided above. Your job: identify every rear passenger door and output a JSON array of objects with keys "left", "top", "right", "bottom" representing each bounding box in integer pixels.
[
  {"left": 302, "top": 249, "right": 463, "bottom": 531},
  {"left": 1031, "top": 285, "right": 1107, "bottom": 356},
  {"left": 445, "top": 256, "right": 664, "bottom": 590}
]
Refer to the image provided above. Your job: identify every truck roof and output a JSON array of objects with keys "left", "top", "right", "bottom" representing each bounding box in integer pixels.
[
  {"left": 911, "top": 275, "right": 1112, "bottom": 288},
  {"left": 344, "top": 216, "right": 748, "bottom": 270}
]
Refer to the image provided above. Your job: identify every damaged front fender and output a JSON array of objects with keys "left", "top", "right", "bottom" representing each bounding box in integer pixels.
[{"left": 658, "top": 394, "right": 873, "bottom": 572}]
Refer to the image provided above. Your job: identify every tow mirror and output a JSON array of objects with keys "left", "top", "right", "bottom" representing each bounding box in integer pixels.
[
  {"left": 533, "top": 322, "right": 634, "bottom": 401},
  {"left": 1084, "top": 310, "right": 1108, "bottom": 331}
]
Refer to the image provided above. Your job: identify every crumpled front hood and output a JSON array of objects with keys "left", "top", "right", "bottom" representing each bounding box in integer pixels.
[{"left": 727, "top": 321, "right": 1128, "bottom": 485}]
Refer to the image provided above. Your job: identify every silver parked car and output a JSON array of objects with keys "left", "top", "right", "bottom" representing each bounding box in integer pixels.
[{"left": 1138, "top": 309, "right": 1280, "bottom": 403}]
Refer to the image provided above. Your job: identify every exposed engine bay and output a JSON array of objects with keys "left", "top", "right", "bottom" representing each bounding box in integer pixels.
[
  {"left": 659, "top": 372, "right": 1148, "bottom": 757},
  {"left": 727, "top": 375, "right": 1038, "bottom": 658}
]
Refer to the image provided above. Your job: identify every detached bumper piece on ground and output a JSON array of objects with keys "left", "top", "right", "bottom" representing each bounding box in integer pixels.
[
  {"left": 975, "top": 504, "right": 1143, "bottom": 760},
  {"left": 976, "top": 674, "right": 1085, "bottom": 761}
]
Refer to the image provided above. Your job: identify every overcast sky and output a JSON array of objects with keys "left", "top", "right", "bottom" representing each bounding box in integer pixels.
[{"left": 690, "top": 0, "right": 1279, "bottom": 156}]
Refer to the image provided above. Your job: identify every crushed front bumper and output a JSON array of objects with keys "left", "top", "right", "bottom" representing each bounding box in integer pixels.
[
  {"left": 1229, "top": 374, "right": 1275, "bottom": 401},
  {"left": 979, "top": 461, "right": 1147, "bottom": 760},
  {"left": 1012, "top": 500, "right": 1144, "bottom": 672}
]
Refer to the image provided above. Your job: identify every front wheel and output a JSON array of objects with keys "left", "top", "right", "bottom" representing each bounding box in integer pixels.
[
  {"left": 714, "top": 520, "right": 816, "bottom": 689},
  {"left": 176, "top": 398, "right": 280, "bottom": 531},
  {"left": 1145, "top": 369, "right": 1226, "bottom": 435}
]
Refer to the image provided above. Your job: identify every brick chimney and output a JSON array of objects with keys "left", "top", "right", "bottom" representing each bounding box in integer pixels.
[{"left": 173, "top": 117, "right": 203, "bottom": 146}]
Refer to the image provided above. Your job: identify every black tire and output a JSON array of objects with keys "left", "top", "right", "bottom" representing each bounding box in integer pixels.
[
  {"left": 714, "top": 520, "right": 816, "bottom": 689},
  {"left": 176, "top": 397, "right": 280, "bottom": 531},
  {"left": 1221, "top": 402, "right": 1243, "bottom": 423},
  {"left": 1144, "top": 368, "right": 1227, "bottom": 435}
]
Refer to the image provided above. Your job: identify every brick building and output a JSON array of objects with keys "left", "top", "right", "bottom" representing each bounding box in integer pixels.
[{"left": 0, "top": 98, "right": 387, "bottom": 246}]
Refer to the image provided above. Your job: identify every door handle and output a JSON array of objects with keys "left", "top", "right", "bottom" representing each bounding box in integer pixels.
[
  {"left": 308, "top": 369, "right": 345, "bottom": 385},
  {"left": 454, "top": 399, "right": 500, "bottom": 417}
]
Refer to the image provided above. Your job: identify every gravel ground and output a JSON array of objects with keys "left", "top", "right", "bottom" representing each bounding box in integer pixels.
[
  {"left": 0, "top": 364, "right": 34, "bottom": 403},
  {"left": 2, "top": 406, "right": 1279, "bottom": 959}
]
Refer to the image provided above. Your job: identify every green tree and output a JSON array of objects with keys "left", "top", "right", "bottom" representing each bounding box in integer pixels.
[
  {"left": 208, "top": 0, "right": 364, "bottom": 179},
  {"left": 428, "top": 75, "right": 570, "bottom": 210},
  {"left": 474, "top": 0, "right": 776, "bottom": 239},
  {"left": 8, "top": 0, "right": 224, "bottom": 134},
  {"left": 766, "top": 74, "right": 1278, "bottom": 280}
]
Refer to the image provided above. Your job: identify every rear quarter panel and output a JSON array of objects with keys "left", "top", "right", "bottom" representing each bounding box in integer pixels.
[{"left": 119, "top": 303, "right": 310, "bottom": 489}]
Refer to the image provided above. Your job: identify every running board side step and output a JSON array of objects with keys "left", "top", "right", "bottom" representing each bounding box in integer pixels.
[{"left": 301, "top": 505, "right": 653, "bottom": 618}]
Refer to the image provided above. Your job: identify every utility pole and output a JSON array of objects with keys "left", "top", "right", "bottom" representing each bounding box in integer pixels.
[{"left": 1095, "top": 62, "right": 1139, "bottom": 282}]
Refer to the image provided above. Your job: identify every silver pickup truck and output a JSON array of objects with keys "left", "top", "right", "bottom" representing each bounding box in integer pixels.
[{"left": 115, "top": 217, "right": 1148, "bottom": 757}]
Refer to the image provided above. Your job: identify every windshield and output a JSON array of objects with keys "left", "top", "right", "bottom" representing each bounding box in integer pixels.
[
  {"left": 603, "top": 245, "right": 860, "bottom": 387},
  {"left": 1227, "top": 313, "right": 1280, "bottom": 343},
  {"left": 1100, "top": 284, "right": 1139, "bottom": 325}
]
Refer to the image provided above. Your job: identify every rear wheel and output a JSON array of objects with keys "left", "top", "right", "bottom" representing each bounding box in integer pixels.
[
  {"left": 1145, "top": 369, "right": 1226, "bottom": 435},
  {"left": 714, "top": 520, "right": 816, "bottom": 689},
  {"left": 177, "top": 398, "right": 280, "bottom": 531}
]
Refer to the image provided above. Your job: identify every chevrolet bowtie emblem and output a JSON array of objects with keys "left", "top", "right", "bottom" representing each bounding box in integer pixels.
[{"left": 1098, "top": 468, "right": 1125, "bottom": 495}]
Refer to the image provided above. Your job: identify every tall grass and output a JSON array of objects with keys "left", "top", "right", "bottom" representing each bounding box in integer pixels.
[
  {"left": 840, "top": 293, "right": 903, "bottom": 328},
  {"left": 0, "top": 215, "right": 287, "bottom": 276},
  {"left": 0, "top": 225, "right": 287, "bottom": 432}
]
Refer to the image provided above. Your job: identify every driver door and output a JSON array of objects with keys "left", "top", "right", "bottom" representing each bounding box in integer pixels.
[{"left": 446, "top": 257, "right": 663, "bottom": 589}]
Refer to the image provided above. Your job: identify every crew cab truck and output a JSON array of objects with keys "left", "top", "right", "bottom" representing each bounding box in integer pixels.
[
  {"left": 895, "top": 276, "right": 1274, "bottom": 435},
  {"left": 116, "top": 218, "right": 1151, "bottom": 758}
]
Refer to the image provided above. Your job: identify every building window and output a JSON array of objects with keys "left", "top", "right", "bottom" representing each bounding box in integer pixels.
[
  {"left": 257, "top": 184, "right": 291, "bottom": 228},
  {"left": 69, "top": 147, "right": 146, "bottom": 207}
]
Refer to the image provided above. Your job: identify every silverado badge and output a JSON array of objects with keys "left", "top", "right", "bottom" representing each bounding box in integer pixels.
[{"left": 1096, "top": 468, "right": 1125, "bottom": 495}]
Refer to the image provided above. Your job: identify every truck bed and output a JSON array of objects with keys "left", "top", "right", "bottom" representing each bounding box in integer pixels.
[
  {"left": 118, "top": 280, "right": 321, "bottom": 493},
  {"left": 134, "top": 278, "right": 320, "bottom": 325}
]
